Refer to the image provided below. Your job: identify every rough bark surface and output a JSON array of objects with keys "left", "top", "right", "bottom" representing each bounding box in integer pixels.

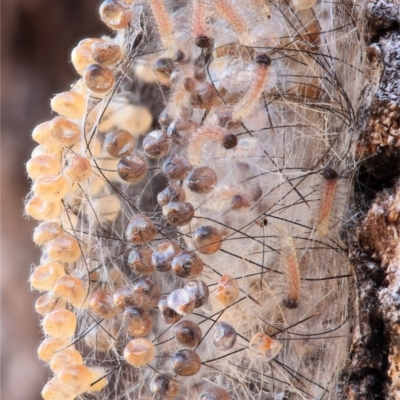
[{"left": 339, "top": 1, "right": 400, "bottom": 399}]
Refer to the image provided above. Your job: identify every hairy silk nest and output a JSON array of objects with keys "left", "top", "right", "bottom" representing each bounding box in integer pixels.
[{"left": 25, "top": 0, "right": 365, "bottom": 399}]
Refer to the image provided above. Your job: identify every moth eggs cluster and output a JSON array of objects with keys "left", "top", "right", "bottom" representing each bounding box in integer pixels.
[{"left": 25, "top": 0, "right": 362, "bottom": 398}]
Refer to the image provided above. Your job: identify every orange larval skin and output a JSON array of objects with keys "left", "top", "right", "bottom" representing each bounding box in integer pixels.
[{"left": 25, "top": 0, "right": 364, "bottom": 399}]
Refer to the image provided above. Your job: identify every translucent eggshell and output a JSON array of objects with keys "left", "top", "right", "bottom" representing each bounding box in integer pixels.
[
  {"left": 150, "top": 373, "right": 179, "bottom": 399},
  {"left": 32, "top": 121, "right": 63, "bottom": 152},
  {"left": 42, "top": 309, "right": 77, "bottom": 338},
  {"left": 53, "top": 275, "right": 87, "bottom": 307},
  {"left": 212, "top": 321, "right": 237, "bottom": 351},
  {"left": 64, "top": 156, "right": 92, "bottom": 183},
  {"left": 59, "top": 364, "right": 93, "bottom": 394},
  {"left": 87, "top": 367, "right": 108, "bottom": 392},
  {"left": 46, "top": 235, "right": 81, "bottom": 263},
  {"left": 71, "top": 38, "right": 105, "bottom": 75},
  {"left": 83, "top": 64, "right": 115, "bottom": 93},
  {"left": 174, "top": 320, "right": 202, "bottom": 348},
  {"left": 33, "top": 175, "right": 69, "bottom": 201},
  {"left": 216, "top": 275, "right": 239, "bottom": 306},
  {"left": 167, "top": 289, "right": 196, "bottom": 316},
  {"left": 193, "top": 226, "right": 222, "bottom": 254},
  {"left": 151, "top": 240, "right": 180, "bottom": 272},
  {"left": 51, "top": 91, "right": 86, "bottom": 119},
  {"left": 171, "top": 349, "right": 202, "bottom": 376},
  {"left": 33, "top": 221, "right": 64, "bottom": 246},
  {"left": 171, "top": 251, "right": 204, "bottom": 279},
  {"left": 143, "top": 130, "right": 169, "bottom": 159},
  {"left": 26, "top": 155, "right": 61, "bottom": 180},
  {"left": 50, "top": 117, "right": 81, "bottom": 147},
  {"left": 162, "top": 202, "right": 194, "bottom": 227},
  {"left": 92, "top": 41, "right": 121, "bottom": 65},
  {"left": 117, "top": 154, "right": 147, "bottom": 183},
  {"left": 49, "top": 348, "right": 83, "bottom": 373},
  {"left": 35, "top": 292, "right": 66, "bottom": 316},
  {"left": 25, "top": 196, "right": 61, "bottom": 221},
  {"left": 249, "top": 333, "right": 283, "bottom": 361},
  {"left": 104, "top": 129, "right": 135, "bottom": 158},
  {"left": 30, "top": 261, "right": 65, "bottom": 291},
  {"left": 132, "top": 279, "right": 162, "bottom": 308},
  {"left": 89, "top": 290, "right": 117, "bottom": 318},
  {"left": 125, "top": 215, "right": 157, "bottom": 244},
  {"left": 41, "top": 377, "right": 76, "bottom": 400},
  {"left": 99, "top": 0, "right": 131, "bottom": 30},
  {"left": 37, "top": 337, "right": 71, "bottom": 363},
  {"left": 157, "top": 185, "right": 186, "bottom": 206},
  {"left": 123, "top": 306, "right": 153, "bottom": 337},
  {"left": 124, "top": 338, "right": 156, "bottom": 367},
  {"left": 128, "top": 246, "right": 155, "bottom": 275}
]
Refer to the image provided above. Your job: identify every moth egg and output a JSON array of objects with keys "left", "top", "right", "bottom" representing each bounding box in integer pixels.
[
  {"left": 59, "top": 364, "right": 93, "bottom": 394},
  {"left": 42, "top": 309, "right": 77, "bottom": 338},
  {"left": 41, "top": 377, "right": 76, "bottom": 400},
  {"left": 171, "top": 251, "right": 204, "bottom": 279},
  {"left": 30, "top": 261, "right": 65, "bottom": 291},
  {"left": 33, "top": 175, "right": 69, "bottom": 201},
  {"left": 33, "top": 221, "right": 64, "bottom": 246},
  {"left": 132, "top": 279, "right": 162, "bottom": 308},
  {"left": 162, "top": 202, "right": 194, "bottom": 226},
  {"left": 162, "top": 155, "right": 192, "bottom": 181},
  {"left": 174, "top": 320, "right": 202, "bottom": 348},
  {"left": 46, "top": 235, "right": 81, "bottom": 263},
  {"left": 83, "top": 64, "right": 115, "bottom": 93},
  {"left": 32, "top": 121, "right": 62, "bottom": 152},
  {"left": 123, "top": 306, "right": 153, "bottom": 337},
  {"left": 193, "top": 226, "right": 222, "bottom": 254},
  {"left": 128, "top": 246, "right": 155, "bottom": 275},
  {"left": 71, "top": 38, "right": 104, "bottom": 75},
  {"left": 35, "top": 292, "right": 66, "bottom": 316},
  {"left": 117, "top": 154, "right": 147, "bottom": 183},
  {"left": 50, "top": 117, "right": 81, "bottom": 147},
  {"left": 99, "top": 0, "right": 131, "bottom": 30},
  {"left": 143, "top": 129, "right": 169, "bottom": 159},
  {"left": 158, "top": 294, "right": 181, "bottom": 324},
  {"left": 151, "top": 240, "right": 180, "bottom": 272},
  {"left": 113, "top": 285, "right": 135, "bottom": 311},
  {"left": 37, "top": 337, "right": 71, "bottom": 363},
  {"left": 89, "top": 290, "right": 117, "bottom": 318},
  {"left": 25, "top": 196, "right": 61, "bottom": 221},
  {"left": 92, "top": 41, "right": 121, "bottom": 65},
  {"left": 104, "top": 129, "right": 135, "bottom": 158},
  {"left": 125, "top": 214, "right": 157, "bottom": 244},
  {"left": 184, "top": 280, "right": 209, "bottom": 308},
  {"left": 172, "top": 349, "right": 202, "bottom": 376},
  {"left": 64, "top": 156, "right": 92, "bottom": 183},
  {"left": 212, "top": 322, "right": 237, "bottom": 351},
  {"left": 49, "top": 348, "right": 83, "bottom": 374},
  {"left": 186, "top": 167, "right": 217, "bottom": 194},
  {"left": 216, "top": 275, "right": 239, "bottom": 306},
  {"left": 26, "top": 154, "right": 61, "bottom": 180},
  {"left": 249, "top": 333, "right": 283, "bottom": 361},
  {"left": 167, "top": 289, "right": 196, "bottom": 316},
  {"left": 50, "top": 91, "right": 86, "bottom": 119},
  {"left": 124, "top": 338, "right": 156, "bottom": 367},
  {"left": 157, "top": 185, "right": 186, "bottom": 206},
  {"left": 150, "top": 373, "right": 179, "bottom": 399}
]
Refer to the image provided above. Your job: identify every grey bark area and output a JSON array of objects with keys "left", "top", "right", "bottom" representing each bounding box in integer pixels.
[{"left": 338, "top": 1, "right": 400, "bottom": 399}]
